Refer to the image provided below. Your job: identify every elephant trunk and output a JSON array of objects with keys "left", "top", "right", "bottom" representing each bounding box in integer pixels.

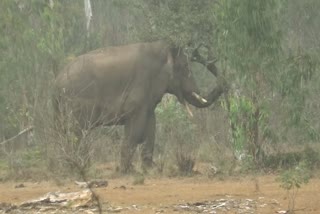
[
  {"left": 186, "top": 46, "right": 228, "bottom": 108},
  {"left": 184, "top": 57, "right": 227, "bottom": 108},
  {"left": 184, "top": 44, "right": 228, "bottom": 108},
  {"left": 184, "top": 81, "right": 226, "bottom": 108}
]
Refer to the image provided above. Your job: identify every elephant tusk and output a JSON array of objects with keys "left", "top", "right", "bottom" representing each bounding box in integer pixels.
[
  {"left": 192, "top": 92, "right": 208, "bottom": 104},
  {"left": 184, "top": 102, "right": 194, "bottom": 117}
]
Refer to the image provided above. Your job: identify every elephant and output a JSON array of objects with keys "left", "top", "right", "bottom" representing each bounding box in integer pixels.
[{"left": 53, "top": 41, "right": 227, "bottom": 173}]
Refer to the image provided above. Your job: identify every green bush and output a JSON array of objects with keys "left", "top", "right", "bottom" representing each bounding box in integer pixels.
[
  {"left": 277, "top": 161, "right": 311, "bottom": 213},
  {"left": 155, "top": 96, "right": 197, "bottom": 176}
]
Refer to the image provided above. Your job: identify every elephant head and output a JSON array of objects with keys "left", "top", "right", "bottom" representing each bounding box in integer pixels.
[{"left": 167, "top": 45, "right": 225, "bottom": 113}]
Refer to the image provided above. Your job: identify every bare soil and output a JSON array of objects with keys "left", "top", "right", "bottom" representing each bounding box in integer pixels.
[{"left": 0, "top": 174, "right": 320, "bottom": 213}]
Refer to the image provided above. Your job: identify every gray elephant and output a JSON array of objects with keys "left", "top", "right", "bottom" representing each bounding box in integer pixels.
[{"left": 53, "top": 41, "right": 226, "bottom": 173}]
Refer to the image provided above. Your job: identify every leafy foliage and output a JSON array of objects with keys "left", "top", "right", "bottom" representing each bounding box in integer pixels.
[
  {"left": 277, "top": 161, "right": 311, "bottom": 213},
  {"left": 212, "top": 0, "right": 284, "bottom": 165}
]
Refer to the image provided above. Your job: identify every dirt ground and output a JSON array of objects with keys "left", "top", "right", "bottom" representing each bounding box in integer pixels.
[{"left": 0, "top": 174, "right": 320, "bottom": 213}]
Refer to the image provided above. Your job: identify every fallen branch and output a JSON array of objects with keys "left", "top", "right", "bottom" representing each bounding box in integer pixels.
[
  {"left": 0, "top": 126, "right": 34, "bottom": 145},
  {"left": 75, "top": 180, "right": 108, "bottom": 188}
]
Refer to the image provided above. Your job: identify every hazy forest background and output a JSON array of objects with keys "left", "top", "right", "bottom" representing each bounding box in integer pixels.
[{"left": 0, "top": 0, "right": 319, "bottom": 180}]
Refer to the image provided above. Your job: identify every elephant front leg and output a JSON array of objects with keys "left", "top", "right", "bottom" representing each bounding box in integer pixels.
[
  {"left": 120, "top": 110, "right": 148, "bottom": 174},
  {"left": 141, "top": 112, "right": 155, "bottom": 170}
]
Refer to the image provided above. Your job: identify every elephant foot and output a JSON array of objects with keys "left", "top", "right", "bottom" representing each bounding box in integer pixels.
[
  {"left": 118, "top": 161, "right": 134, "bottom": 174},
  {"left": 141, "top": 158, "right": 155, "bottom": 172}
]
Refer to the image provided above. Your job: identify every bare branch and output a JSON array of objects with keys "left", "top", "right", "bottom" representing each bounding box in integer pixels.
[{"left": 0, "top": 126, "right": 34, "bottom": 145}]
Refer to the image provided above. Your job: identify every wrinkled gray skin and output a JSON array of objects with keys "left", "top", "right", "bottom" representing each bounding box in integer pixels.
[{"left": 53, "top": 41, "right": 225, "bottom": 173}]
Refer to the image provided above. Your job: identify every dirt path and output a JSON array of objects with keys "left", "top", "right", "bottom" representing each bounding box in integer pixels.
[{"left": 0, "top": 175, "right": 319, "bottom": 213}]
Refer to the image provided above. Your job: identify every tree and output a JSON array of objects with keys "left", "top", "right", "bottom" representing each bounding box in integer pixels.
[{"left": 213, "top": 0, "right": 319, "bottom": 165}]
